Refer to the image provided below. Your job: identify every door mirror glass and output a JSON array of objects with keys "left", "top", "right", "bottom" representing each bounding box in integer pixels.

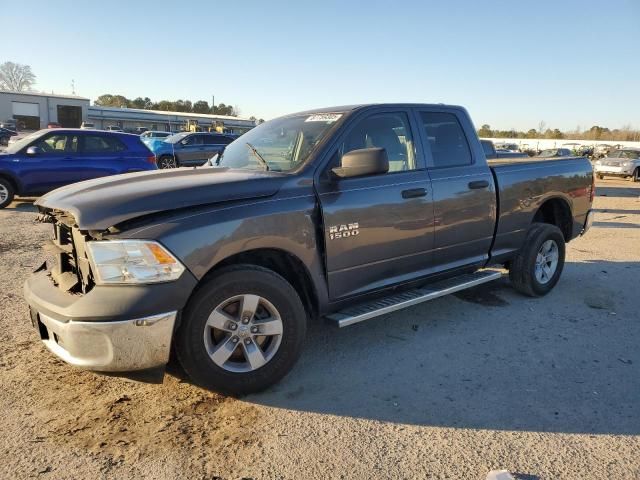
[
  {"left": 26, "top": 146, "right": 44, "bottom": 155},
  {"left": 332, "top": 147, "right": 389, "bottom": 179}
]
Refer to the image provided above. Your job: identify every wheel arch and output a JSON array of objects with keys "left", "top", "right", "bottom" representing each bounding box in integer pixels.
[
  {"left": 197, "top": 248, "right": 319, "bottom": 320},
  {"left": 0, "top": 172, "right": 20, "bottom": 195},
  {"left": 532, "top": 196, "right": 573, "bottom": 241}
]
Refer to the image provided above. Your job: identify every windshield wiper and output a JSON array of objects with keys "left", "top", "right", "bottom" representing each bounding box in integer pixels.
[{"left": 246, "top": 142, "right": 269, "bottom": 171}]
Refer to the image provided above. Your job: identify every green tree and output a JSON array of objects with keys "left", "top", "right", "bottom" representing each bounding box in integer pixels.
[
  {"left": 193, "top": 100, "right": 211, "bottom": 114},
  {"left": 477, "top": 124, "right": 492, "bottom": 137}
]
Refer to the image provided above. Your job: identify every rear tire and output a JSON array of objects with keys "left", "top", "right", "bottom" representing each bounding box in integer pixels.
[
  {"left": 0, "top": 178, "right": 15, "bottom": 209},
  {"left": 509, "top": 223, "right": 566, "bottom": 297},
  {"left": 633, "top": 168, "right": 640, "bottom": 183},
  {"left": 175, "top": 265, "right": 307, "bottom": 395}
]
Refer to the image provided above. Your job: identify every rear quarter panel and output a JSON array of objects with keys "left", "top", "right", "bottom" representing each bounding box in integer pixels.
[{"left": 490, "top": 157, "right": 593, "bottom": 259}]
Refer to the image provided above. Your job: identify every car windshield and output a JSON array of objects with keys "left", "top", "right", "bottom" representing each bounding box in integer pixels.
[
  {"left": 609, "top": 150, "right": 640, "bottom": 159},
  {"left": 3, "top": 130, "right": 47, "bottom": 154},
  {"left": 217, "top": 112, "right": 343, "bottom": 172},
  {"left": 537, "top": 149, "right": 557, "bottom": 156},
  {"left": 163, "top": 132, "right": 190, "bottom": 144}
]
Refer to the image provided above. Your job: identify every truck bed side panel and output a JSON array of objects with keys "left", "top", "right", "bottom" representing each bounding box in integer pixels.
[{"left": 490, "top": 157, "right": 593, "bottom": 260}]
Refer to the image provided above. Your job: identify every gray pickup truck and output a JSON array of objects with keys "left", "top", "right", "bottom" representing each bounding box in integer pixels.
[{"left": 24, "top": 104, "right": 595, "bottom": 395}]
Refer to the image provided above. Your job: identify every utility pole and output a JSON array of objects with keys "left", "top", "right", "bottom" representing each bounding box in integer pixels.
[
  {"left": 71, "top": 79, "right": 76, "bottom": 95},
  {"left": 211, "top": 95, "right": 215, "bottom": 112}
]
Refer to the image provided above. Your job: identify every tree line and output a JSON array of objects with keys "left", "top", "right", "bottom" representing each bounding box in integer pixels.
[
  {"left": 478, "top": 123, "right": 640, "bottom": 142},
  {"left": 94, "top": 94, "right": 240, "bottom": 117}
]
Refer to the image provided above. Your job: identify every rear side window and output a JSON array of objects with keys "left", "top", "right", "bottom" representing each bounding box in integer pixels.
[
  {"left": 419, "top": 112, "right": 472, "bottom": 167},
  {"left": 83, "top": 135, "right": 126, "bottom": 153},
  {"left": 184, "top": 135, "right": 203, "bottom": 146}
]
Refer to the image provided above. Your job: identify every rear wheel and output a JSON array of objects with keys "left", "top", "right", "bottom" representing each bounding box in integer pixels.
[
  {"left": 157, "top": 155, "right": 178, "bottom": 169},
  {"left": 175, "top": 265, "right": 307, "bottom": 395},
  {"left": 633, "top": 168, "right": 640, "bottom": 183},
  {"left": 509, "top": 223, "right": 566, "bottom": 297},
  {"left": 0, "top": 178, "right": 15, "bottom": 209}
]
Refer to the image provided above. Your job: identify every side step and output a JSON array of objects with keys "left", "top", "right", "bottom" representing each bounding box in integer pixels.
[{"left": 326, "top": 269, "right": 503, "bottom": 328}]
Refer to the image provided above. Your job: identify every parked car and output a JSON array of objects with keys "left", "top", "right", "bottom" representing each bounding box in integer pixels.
[
  {"left": 494, "top": 142, "right": 520, "bottom": 152},
  {"left": 148, "top": 132, "right": 235, "bottom": 168},
  {"left": 106, "top": 126, "right": 123, "bottom": 132},
  {"left": 0, "top": 129, "right": 157, "bottom": 208},
  {"left": 593, "top": 148, "right": 640, "bottom": 181},
  {"left": 80, "top": 122, "right": 95, "bottom": 130},
  {"left": 536, "top": 148, "right": 572, "bottom": 158},
  {"left": 23, "top": 103, "right": 594, "bottom": 394},
  {"left": 135, "top": 127, "right": 149, "bottom": 134},
  {"left": 481, "top": 140, "right": 528, "bottom": 159},
  {"left": 46, "top": 122, "right": 62, "bottom": 129},
  {"left": 140, "top": 130, "right": 173, "bottom": 140},
  {"left": 1, "top": 120, "right": 17, "bottom": 131},
  {"left": 0, "top": 127, "right": 17, "bottom": 146}
]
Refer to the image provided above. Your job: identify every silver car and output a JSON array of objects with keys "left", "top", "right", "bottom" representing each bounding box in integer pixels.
[{"left": 594, "top": 148, "right": 640, "bottom": 182}]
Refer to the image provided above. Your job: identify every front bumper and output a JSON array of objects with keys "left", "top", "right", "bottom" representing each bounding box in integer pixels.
[
  {"left": 24, "top": 268, "right": 197, "bottom": 372},
  {"left": 34, "top": 311, "right": 177, "bottom": 371}
]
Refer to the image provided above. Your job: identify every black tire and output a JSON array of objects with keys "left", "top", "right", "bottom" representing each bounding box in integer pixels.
[
  {"left": 0, "top": 177, "right": 15, "bottom": 209},
  {"left": 597, "top": 174, "right": 604, "bottom": 180},
  {"left": 508, "top": 223, "right": 566, "bottom": 297},
  {"left": 633, "top": 168, "right": 640, "bottom": 183},
  {"left": 175, "top": 265, "right": 307, "bottom": 395},
  {"left": 157, "top": 155, "right": 178, "bottom": 169}
]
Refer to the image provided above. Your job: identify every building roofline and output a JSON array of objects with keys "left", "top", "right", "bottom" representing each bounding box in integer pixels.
[
  {"left": 0, "top": 89, "right": 90, "bottom": 101},
  {"left": 88, "top": 105, "right": 254, "bottom": 123}
]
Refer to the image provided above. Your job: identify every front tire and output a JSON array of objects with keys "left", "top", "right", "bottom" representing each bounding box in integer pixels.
[
  {"left": 633, "top": 168, "right": 640, "bottom": 183},
  {"left": 175, "top": 265, "right": 307, "bottom": 395},
  {"left": 509, "top": 223, "right": 566, "bottom": 297},
  {"left": 157, "top": 155, "right": 178, "bottom": 169},
  {"left": 0, "top": 178, "right": 15, "bottom": 209}
]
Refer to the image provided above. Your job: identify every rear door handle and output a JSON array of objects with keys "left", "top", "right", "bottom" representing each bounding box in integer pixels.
[
  {"left": 468, "top": 180, "right": 489, "bottom": 189},
  {"left": 401, "top": 188, "right": 427, "bottom": 199}
]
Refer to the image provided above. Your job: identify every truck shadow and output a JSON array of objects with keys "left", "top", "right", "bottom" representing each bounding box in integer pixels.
[{"left": 239, "top": 260, "right": 639, "bottom": 435}]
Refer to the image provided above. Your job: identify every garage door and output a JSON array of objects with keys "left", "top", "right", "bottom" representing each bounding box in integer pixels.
[{"left": 12, "top": 102, "right": 40, "bottom": 117}]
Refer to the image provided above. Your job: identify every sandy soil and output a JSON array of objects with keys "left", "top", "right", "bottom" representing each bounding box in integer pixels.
[{"left": 0, "top": 179, "right": 638, "bottom": 479}]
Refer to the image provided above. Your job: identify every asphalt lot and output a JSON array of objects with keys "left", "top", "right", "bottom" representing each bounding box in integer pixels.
[{"left": 0, "top": 178, "right": 638, "bottom": 479}]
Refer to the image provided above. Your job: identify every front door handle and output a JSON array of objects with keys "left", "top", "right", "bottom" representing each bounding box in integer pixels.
[
  {"left": 401, "top": 188, "right": 427, "bottom": 199},
  {"left": 468, "top": 180, "right": 489, "bottom": 189}
]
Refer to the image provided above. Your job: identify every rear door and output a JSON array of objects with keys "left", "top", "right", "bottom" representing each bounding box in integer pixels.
[
  {"left": 316, "top": 109, "right": 435, "bottom": 300},
  {"left": 413, "top": 108, "right": 496, "bottom": 271},
  {"left": 203, "top": 135, "right": 233, "bottom": 161},
  {"left": 75, "top": 133, "right": 131, "bottom": 181}
]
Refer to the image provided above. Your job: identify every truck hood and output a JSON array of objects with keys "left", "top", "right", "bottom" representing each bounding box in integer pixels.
[{"left": 36, "top": 167, "right": 286, "bottom": 230}]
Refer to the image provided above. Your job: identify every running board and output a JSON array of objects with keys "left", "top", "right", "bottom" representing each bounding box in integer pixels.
[{"left": 326, "top": 270, "right": 503, "bottom": 328}]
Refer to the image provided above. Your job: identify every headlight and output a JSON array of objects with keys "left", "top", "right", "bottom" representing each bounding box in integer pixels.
[
  {"left": 86, "top": 240, "right": 185, "bottom": 284},
  {"left": 621, "top": 161, "right": 630, "bottom": 167}
]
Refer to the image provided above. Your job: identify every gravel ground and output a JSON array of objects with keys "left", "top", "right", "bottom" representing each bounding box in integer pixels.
[{"left": 0, "top": 179, "right": 638, "bottom": 480}]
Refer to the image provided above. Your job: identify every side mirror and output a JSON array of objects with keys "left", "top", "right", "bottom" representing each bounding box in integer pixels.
[
  {"left": 331, "top": 147, "right": 389, "bottom": 179},
  {"left": 26, "top": 146, "right": 44, "bottom": 155}
]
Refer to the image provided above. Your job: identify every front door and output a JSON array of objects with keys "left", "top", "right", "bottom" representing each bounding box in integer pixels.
[{"left": 316, "top": 110, "right": 435, "bottom": 300}]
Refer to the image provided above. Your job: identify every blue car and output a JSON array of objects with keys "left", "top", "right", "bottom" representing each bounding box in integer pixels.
[
  {"left": 0, "top": 129, "right": 157, "bottom": 208},
  {"left": 149, "top": 132, "right": 235, "bottom": 169}
]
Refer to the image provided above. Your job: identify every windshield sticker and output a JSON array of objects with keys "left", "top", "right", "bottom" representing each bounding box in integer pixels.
[{"left": 305, "top": 113, "right": 342, "bottom": 123}]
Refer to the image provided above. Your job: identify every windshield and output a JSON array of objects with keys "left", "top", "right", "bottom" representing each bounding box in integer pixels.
[
  {"left": 537, "top": 149, "right": 557, "bottom": 157},
  {"left": 609, "top": 150, "right": 640, "bottom": 159},
  {"left": 163, "top": 132, "right": 190, "bottom": 144},
  {"left": 3, "top": 130, "right": 47, "bottom": 154},
  {"left": 217, "top": 113, "right": 343, "bottom": 172}
]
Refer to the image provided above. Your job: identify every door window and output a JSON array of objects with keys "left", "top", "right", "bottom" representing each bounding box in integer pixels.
[
  {"left": 34, "top": 134, "right": 79, "bottom": 153},
  {"left": 419, "top": 112, "right": 472, "bottom": 167},
  {"left": 183, "top": 135, "right": 203, "bottom": 146},
  {"left": 83, "top": 135, "right": 126, "bottom": 153},
  {"left": 340, "top": 112, "right": 416, "bottom": 173}
]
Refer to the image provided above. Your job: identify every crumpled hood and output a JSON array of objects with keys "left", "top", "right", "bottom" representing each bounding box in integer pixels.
[{"left": 36, "top": 167, "right": 286, "bottom": 230}]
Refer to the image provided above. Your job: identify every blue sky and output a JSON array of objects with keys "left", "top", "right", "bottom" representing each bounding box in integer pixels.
[{"left": 4, "top": 0, "right": 639, "bottom": 130}]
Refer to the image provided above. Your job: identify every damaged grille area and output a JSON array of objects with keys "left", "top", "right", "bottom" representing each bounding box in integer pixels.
[{"left": 47, "top": 222, "right": 95, "bottom": 294}]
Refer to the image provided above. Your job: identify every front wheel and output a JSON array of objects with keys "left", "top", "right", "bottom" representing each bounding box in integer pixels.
[
  {"left": 157, "top": 155, "right": 178, "bottom": 169},
  {"left": 509, "top": 223, "right": 566, "bottom": 297},
  {"left": 632, "top": 168, "right": 640, "bottom": 183},
  {"left": 175, "top": 265, "right": 307, "bottom": 395}
]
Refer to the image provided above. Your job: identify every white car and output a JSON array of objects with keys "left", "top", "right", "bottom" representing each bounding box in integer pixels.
[
  {"left": 594, "top": 148, "right": 640, "bottom": 182},
  {"left": 80, "top": 122, "right": 95, "bottom": 129},
  {"left": 106, "top": 125, "right": 123, "bottom": 132}
]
